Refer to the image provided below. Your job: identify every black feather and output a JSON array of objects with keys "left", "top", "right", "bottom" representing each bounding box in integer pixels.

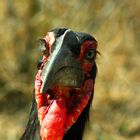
[{"left": 20, "top": 93, "right": 40, "bottom": 140}]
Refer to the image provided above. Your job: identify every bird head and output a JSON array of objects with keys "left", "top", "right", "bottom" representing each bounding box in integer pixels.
[
  {"left": 38, "top": 28, "right": 97, "bottom": 97},
  {"left": 20, "top": 28, "right": 98, "bottom": 140},
  {"left": 35, "top": 28, "right": 98, "bottom": 140}
]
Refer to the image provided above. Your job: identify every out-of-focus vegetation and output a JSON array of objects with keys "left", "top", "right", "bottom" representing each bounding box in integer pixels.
[{"left": 0, "top": 0, "right": 140, "bottom": 140}]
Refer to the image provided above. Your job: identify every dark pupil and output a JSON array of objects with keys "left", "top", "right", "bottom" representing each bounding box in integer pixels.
[
  {"left": 86, "top": 49, "right": 95, "bottom": 59},
  {"left": 37, "top": 59, "right": 43, "bottom": 69}
]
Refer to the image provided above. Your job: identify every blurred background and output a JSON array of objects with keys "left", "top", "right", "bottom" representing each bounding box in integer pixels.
[{"left": 0, "top": 0, "right": 140, "bottom": 140}]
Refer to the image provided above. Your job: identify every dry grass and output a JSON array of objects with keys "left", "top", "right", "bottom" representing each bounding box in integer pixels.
[{"left": 0, "top": 0, "right": 140, "bottom": 140}]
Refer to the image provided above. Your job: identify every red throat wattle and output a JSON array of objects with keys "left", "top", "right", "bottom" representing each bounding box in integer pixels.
[{"left": 34, "top": 57, "right": 94, "bottom": 140}]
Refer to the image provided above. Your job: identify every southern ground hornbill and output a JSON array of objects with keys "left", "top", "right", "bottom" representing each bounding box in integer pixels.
[{"left": 20, "top": 28, "right": 98, "bottom": 140}]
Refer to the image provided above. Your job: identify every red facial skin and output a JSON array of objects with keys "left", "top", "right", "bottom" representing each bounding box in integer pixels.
[
  {"left": 34, "top": 33, "right": 97, "bottom": 140},
  {"left": 78, "top": 40, "right": 97, "bottom": 76}
]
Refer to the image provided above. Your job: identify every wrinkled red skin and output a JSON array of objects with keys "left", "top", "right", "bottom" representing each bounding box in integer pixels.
[
  {"left": 78, "top": 41, "right": 97, "bottom": 76},
  {"left": 65, "top": 80, "right": 93, "bottom": 131},
  {"left": 35, "top": 70, "right": 94, "bottom": 140},
  {"left": 34, "top": 32, "right": 96, "bottom": 140},
  {"left": 40, "top": 98, "right": 67, "bottom": 140}
]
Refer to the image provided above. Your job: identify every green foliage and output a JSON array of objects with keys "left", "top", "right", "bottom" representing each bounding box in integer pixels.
[{"left": 0, "top": 0, "right": 140, "bottom": 139}]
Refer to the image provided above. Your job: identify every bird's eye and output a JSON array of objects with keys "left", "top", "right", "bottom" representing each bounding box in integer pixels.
[
  {"left": 37, "top": 59, "right": 43, "bottom": 70},
  {"left": 85, "top": 49, "right": 95, "bottom": 60},
  {"left": 39, "top": 39, "right": 49, "bottom": 56}
]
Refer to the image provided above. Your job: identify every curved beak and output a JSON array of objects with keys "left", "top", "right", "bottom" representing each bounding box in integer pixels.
[{"left": 40, "top": 30, "right": 84, "bottom": 94}]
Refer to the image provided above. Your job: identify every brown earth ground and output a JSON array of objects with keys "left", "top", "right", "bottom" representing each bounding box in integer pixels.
[{"left": 0, "top": 0, "right": 140, "bottom": 140}]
